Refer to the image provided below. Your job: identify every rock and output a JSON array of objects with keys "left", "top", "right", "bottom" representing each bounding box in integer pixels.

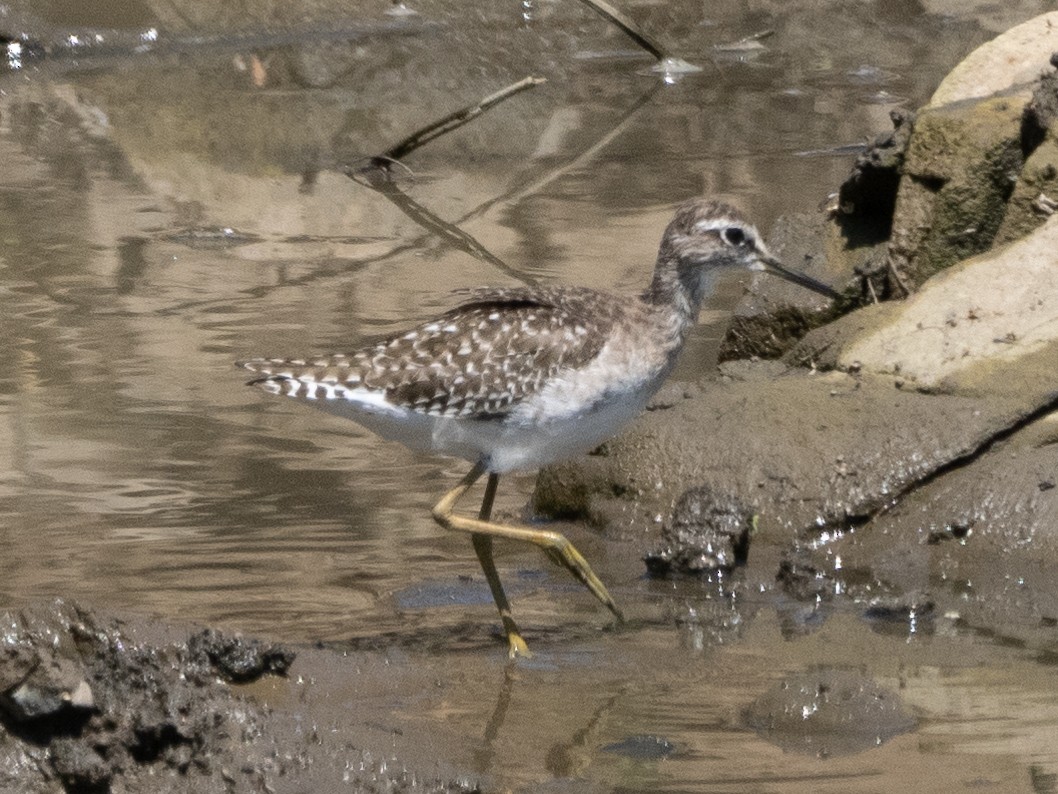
[
  {"left": 887, "top": 94, "right": 1025, "bottom": 291},
  {"left": 801, "top": 14, "right": 1058, "bottom": 299},
  {"left": 877, "top": 13, "right": 1058, "bottom": 291},
  {"left": 994, "top": 68, "right": 1058, "bottom": 243},
  {"left": 928, "top": 11, "right": 1058, "bottom": 106},
  {"left": 1, "top": 608, "right": 96, "bottom": 728},
  {"left": 2, "top": 656, "right": 95, "bottom": 723},
  {"left": 799, "top": 213, "right": 1058, "bottom": 391},
  {"left": 991, "top": 131, "right": 1058, "bottom": 244}
]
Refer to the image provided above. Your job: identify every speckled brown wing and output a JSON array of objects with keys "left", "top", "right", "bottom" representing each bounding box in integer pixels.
[{"left": 243, "top": 286, "right": 627, "bottom": 420}]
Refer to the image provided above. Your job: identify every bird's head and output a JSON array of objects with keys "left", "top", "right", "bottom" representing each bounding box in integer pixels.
[{"left": 656, "top": 199, "right": 840, "bottom": 304}]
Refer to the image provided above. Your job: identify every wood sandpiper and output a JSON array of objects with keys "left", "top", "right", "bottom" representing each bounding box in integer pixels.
[{"left": 240, "top": 198, "right": 839, "bottom": 658}]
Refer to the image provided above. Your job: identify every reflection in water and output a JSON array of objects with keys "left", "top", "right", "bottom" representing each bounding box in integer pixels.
[
  {"left": 0, "top": 0, "right": 1026, "bottom": 627},
  {"left": 545, "top": 689, "right": 624, "bottom": 778},
  {"left": 472, "top": 664, "right": 518, "bottom": 774},
  {"left": 366, "top": 178, "right": 531, "bottom": 285},
  {"left": 1, "top": 0, "right": 1056, "bottom": 790}
]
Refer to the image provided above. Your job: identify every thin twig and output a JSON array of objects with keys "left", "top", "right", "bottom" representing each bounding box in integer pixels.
[
  {"left": 382, "top": 76, "right": 546, "bottom": 162},
  {"left": 866, "top": 276, "right": 879, "bottom": 304},
  {"left": 886, "top": 254, "right": 913, "bottom": 297},
  {"left": 338, "top": 78, "right": 551, "bottom": 281},
  {"left": 572, "top": 0, "right": 669, "bottom": 61},
  {"left": 723, "top": 28, "right": 775, "bottom": 48}
]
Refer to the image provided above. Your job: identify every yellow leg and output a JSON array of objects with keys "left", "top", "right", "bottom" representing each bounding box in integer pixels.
[
  {"left": 431, "top": 462, "right": 623, "bottom": 658},
  {"left": 472, "top": 474, "right": 531, "bottom": 659}
]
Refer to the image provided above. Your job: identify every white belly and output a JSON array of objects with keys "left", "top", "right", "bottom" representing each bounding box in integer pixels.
[
  {"left": 485, "top": 382, "right": 657, "bottom": 472},
  {"left": 310, "top": 380, "right": 657, "bottom": 474}
]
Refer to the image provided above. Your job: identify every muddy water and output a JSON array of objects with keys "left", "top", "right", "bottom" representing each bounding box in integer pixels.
[{"left": 1, "top": 1, "right": 1056, "bottom": 791}]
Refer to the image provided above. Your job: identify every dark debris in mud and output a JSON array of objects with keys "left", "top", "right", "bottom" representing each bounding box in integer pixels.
[
  {"left": 776, "top": 547, "right": 836, "bottom": 604},
  {"left": 719, "top": 304, "right": 833, "bottom": 363},
  {"left": 186, "top": 628, "right": 294, "bottom": 683},
  {"left": 1022, "top": 52, "right": 1058, "bottom": 150}
]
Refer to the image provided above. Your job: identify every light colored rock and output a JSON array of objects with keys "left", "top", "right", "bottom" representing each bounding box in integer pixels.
[
  {"left": 929, "top": 11, "right": 1058, "bottom": 106},
  {"left": 838, "top": 215, "right": 1058, "bottom": 387}
]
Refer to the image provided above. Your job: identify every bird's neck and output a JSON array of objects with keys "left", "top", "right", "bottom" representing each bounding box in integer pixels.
[{"left": 639, "top": 253, "right": 717, "bottom": 346}]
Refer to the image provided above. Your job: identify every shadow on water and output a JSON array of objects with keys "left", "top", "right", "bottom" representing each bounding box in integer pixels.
[{"left": 1, "top": 0, "right": 1057, "bottom": 790}]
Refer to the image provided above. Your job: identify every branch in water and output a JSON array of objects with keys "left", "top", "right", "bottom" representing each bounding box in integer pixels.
[
  {"left": 572, "top": 0, "right": 669, "bottom": 61},
  {"left": 385, "top": 75, "right": 545, "bottom": 161}
]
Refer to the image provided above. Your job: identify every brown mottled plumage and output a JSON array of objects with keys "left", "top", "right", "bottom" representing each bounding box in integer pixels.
[
  {"left": 248, "top": 286, "right": 627, "bottom": 419},
  {"left": 239, "top": 199, "right": 838, "bottom": 658}
]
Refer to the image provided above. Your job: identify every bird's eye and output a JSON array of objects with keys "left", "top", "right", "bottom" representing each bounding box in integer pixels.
[{"left": 722, "top": 226, "right": 748, "bottom": 246}]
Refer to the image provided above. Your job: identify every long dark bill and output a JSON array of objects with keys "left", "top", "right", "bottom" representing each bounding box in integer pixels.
[{"left": 761, "top": 255, "right": 841, "bottom": 300}]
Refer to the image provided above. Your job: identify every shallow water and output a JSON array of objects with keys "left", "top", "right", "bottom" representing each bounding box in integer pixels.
[{"left": 1, "top": 0, "right": 1056, "bottom": 790}]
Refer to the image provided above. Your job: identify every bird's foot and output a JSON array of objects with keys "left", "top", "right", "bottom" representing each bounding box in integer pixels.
[
  {"left": 543, "top": 537, "right": 624, "bottom": 623},
  {"left": 506, "top": 630, "right": 532, "bottom": 660}
]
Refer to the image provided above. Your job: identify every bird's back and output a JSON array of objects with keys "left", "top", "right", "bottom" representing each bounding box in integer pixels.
[{"left": 241, "top": 285, "right": 635, "bottom": 423}]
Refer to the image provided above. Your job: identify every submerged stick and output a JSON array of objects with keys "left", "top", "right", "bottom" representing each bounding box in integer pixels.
[
  {"left": 168, "top": 83, "right": 653, "bottom": 315},
  {"left": 337, "top": 77, "right": 548, "bottom": 281},
  {"left": 572, "top": 0, "right": 669, "bottom": 60},
  {"left": 714, "top": 28, "right": 775, "bottom": 52}
]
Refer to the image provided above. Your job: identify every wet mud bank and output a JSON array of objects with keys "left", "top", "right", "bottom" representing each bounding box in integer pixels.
[{"left": 537, "top": 12, "right": 1058, "bottom": 651}]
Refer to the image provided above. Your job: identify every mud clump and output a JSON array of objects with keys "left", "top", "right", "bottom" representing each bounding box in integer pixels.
[
  {"left": 0, "top": 599, "right": 293, "bottom": 793},
  {"left": 644, "top": 486, "right": 753, "bottom": 577},
  {"left": 186, "top": 628, "right": 294, "bottom": 683},
  {"left": 0, "top": 601, "right": 481, "bottom": 793}
]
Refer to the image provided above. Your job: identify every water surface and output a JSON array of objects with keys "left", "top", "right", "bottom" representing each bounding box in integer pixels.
[{"left": 1, "top": 1, "right": 1055, "bottom": 790}]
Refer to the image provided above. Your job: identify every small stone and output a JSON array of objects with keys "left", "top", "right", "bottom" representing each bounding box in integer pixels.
[
  {"left": 1, "top": 656, "right": 94, "bottom": 723},
  {"left": 744, "top": 668, "right": 915, "bottom": 756},
  {"left": 66, "top": 679, "right": 95, "bottom": 710}
]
